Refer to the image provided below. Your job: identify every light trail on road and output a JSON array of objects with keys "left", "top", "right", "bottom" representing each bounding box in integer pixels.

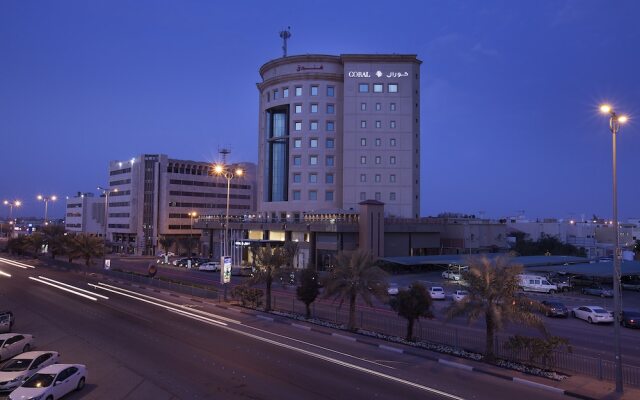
[
  {"left": 29, "top": 276, "right": 100, "bottom": 301},
  {"left": 0, "top": 257, "right": 36, "bottom": 269}
]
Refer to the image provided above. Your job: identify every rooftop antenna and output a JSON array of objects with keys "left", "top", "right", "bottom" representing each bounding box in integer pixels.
[
  {"left": 279, "top": 26, "right": 291, "bottom": 57},
  {"left": 218, "top": 147, "right": 231, "bottom": 164}
]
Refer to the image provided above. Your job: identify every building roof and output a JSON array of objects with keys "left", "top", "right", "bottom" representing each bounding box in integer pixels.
[
  {"left": 526, "top": 261, "right": 640, "bottom": 277},
  {"left": 380, "top": 254, "right": 588, "bottom": 267}
]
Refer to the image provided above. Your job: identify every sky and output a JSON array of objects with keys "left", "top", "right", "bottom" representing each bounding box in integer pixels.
[{"left": 1, "top": 0, "right": 639, "bottom": 221}]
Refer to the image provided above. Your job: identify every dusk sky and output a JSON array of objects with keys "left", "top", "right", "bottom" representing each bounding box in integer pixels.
[{"left": 1, "top": 0, "right": 639, "bottom": 220}]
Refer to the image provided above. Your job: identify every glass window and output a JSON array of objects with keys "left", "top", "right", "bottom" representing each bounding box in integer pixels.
[
  {"left": 360, "top": 120, "right": 367, "bottom": 128},
  {"left": 375, "top": 174, "right": 381, "bottom": 182},
  {"left": 375, "top": 120, "right": 381, "bottom": 128},
  {"left": 375, "top": 192, "right": 381, "bottom": 201},
  {"left": 326, "top": 138, "right": 334, "bottom": 148},
  {"left": 293, "top": 156, "right": 301, "bottom": 166},
  {"left": 390, "top": 192, "right": 396, "bottom": 201},
  {"left": 390, "top": 138, "right": 396, "bottom": 146},
  {"left": 293, "top": 173, "right": 301, "bottom": 183},
  {"left": 295, "top": 104, "right": 302, "bottom": 114},
  {"left": 310, "top": 121, "right": 318, "bottom": 130},
  {"left": 390, "top": 174, "right": 396, "bottom": 183},
  {"left": 327, "top": 86, "right": 335, "bottom": 97},
  {"left": 327, "top": 104, "right": 335, "bottom": 114},
  {"left": 294, "top": 121, "right": 302, "bottom": 131},
  {"left": 325, "top": 191, "right": 334, "bottom": 201},
  {"left": 390, "top": 120, "right": 396, "bottom": 128},
  {"left": 273, "top": 89, "right": 279, "bottom": 99},
  {"left": 360, "top": 102, "right": 367, "bottom": 111},
  {"left": 309, "top": 190, "right": 318, "bottom": 200},
  {"left": 388, "top": 83, "right": 398, "bottom": 93},
  {"left": 358, "top": 83, "right": 369, "bottom": 93},
  {"left": 310, "top": 138, "right": 318, "bottom": 148},
  {"left": 326, "top": 155, "right": 334, "bottom": 166},
  {"left": 326, "top": 173, "right": 334, "bottom": 184},
  {"left": 310, "top": 103, "right": 318, "bottom": 113},
  {"left": 267, "top": 91, "right": 270, "bottom": 102},
  {"left": 293, "top": 190, "right": 301, "bottom": 200},
  {"left": 309, "top": 155, "right": 318, "bottom": 165},
  {"left": 375, "top": 138, "right": 381, "bottom": 146},
  {"left": 295, "top": 86, "right": 302, "bottom": 96},
  {"left": 373, "top": 83, "right": 383, "bottom": 93},
  {"left": 310, "top": 85, "right": 318, "bottom": 96},
  {"left": 360, "top": 156, "right": 366, "bottom": 164},
  {"left": 293, "top": 138, "right": 302, "bottom": 148},
  {"left": 360, "top": 138, "right": 366, "bottom": 146},
  {"left": 309, "top": 173, "right": 318, "bottom": 183},
  {"left": 390, "top": 102, "right": 396, "bottom": 111},
  {"left": 360, "top": 174, "right": 366, "bottom": 183},
  {"left": 326, "top": 121, "right": 335, "bottom": 131},
  {"left": 375, "top": 156, "right": 381, "bottom": 164},
  {"left": 283, "top": 88, "right": 289, "bottom": 98},
  {"left": 390, "top": 156, "right": 396, "bottom": 165},
  {"left": 360, "top": 192, "right": 366, "bottom": 201},
  {"left": 375, "top": 103, "right": 381, "bottom": 111}
]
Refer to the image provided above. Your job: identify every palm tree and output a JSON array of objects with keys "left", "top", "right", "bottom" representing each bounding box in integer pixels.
[
  {"left": 250, "top": 245, "right": 289, "bottom": 312},
  {"left": 389, "top": 282, "right": 433, "bottom": 341},
  {"left": 323, "top": 249, "right": 388, "bottom": 331},
  {"left": 296, "top": 268, "right": 320, "bottom": 319},
  {"left": 72, "top": 234, "right": 104, "bottom": 266},
  {"left": 42, "top": 225, "right": 66, "bottom": 259},
  {"left": 446, "top": 255, "right": 546, "bottom": 362},
  {"left": 26, "top": 233, "right": 46, "bottom": 258}
]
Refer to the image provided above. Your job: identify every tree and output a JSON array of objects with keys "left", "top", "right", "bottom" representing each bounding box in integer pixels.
[
  {"left": 158, "top": 236, "right": 175, "bottom": 255},
  {"left": 25, "top": 233, "right": 46, "bottom": 258},
  {"left": 7, "top": 236, "right": 28, "bottom": 256},
  {"left": 177, "top": 237, "right": 198, "bottom": 256},
  {"left": 322, "top": 249, "right": 388, "bottom": 331},
  {"left": 446, "top": 255, "right": 546, "bottom": 362},
  {"left": 72, "top": 234, "right": 104, "bottom": 266},
  {"left": 296, "top": 268, "right": 320, "bottom": 319},
  {"left": 42, "top": 225, "right": 66, "bottom": 259},
  {"left": 389, "top": 282, "right": 433, "bottom": 341},
  {"left": 249, "top": 245, "right": 289, "bottom": 312}
]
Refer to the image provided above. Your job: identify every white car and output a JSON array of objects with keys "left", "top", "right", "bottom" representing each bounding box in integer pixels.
[
  {"left": 571, "top": 306, "right": 614, "bottom": 324},
  {"left": 9, "top": 364, "right": 87, "bottom": 400},
  {"left": 452, "top": 290, "right": 468, "bottom": 302},
  {"left": 442, "top": 270, "right": 462, "bottom": 281},
  {"left": 199, "top": 262, "right": 221, "bottom": 272},
  {"left": 0, "top": 351, "right": 60, "bottom": 392},
  {"left": 429, "top": 287, "right": 446, "bottom": 300},
  {"left": 0, "top": 334, "right": 34, "bottom": 363},
  {"left": 387, "top": 284, "right": 399, "bottom": 296}
]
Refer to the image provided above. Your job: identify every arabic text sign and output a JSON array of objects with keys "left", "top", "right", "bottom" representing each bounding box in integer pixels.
[{"left": 347, "top": 70, "right": 409, "bottom": 78}]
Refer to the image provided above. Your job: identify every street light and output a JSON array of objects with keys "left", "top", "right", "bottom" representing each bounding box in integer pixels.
[
  {"left": 189, "top": 211, "right": 197, "bottom": 256},
  {"left": 37, "top": 195, "right": 57, "bottom": 226},
  {"left": 3, "top": 200, "right": 21, "bottom": 237},
  {"left": 97, "top": 186, "right": 118, "bottom": 244},
  {"left": 600, "top": 103, "right": 628, "bottom": 393}
]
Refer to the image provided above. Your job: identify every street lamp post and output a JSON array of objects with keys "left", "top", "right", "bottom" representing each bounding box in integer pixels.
[
  {"left": 97, "top": 186, "right": 118, "bottom": 253},
  {"left": 600, "top": 104, "right": 628, "bottom": 393},
  {"left": 189, "top": 211, "right": 197, "bottom": 256},
  {"left": 37, "top": 195, "right": 57, "bottom": 226},
  {"left": 3, "top": 200, "right": 21, "bottom": 237}
]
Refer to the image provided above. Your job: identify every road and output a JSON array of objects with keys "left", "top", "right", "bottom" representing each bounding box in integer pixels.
[{"left": 0, "top": 256, "right": 568, "bottom": 399}]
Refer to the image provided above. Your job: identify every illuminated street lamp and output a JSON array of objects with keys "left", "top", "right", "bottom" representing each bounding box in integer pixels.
[
  {"left": 600, "top": 103, "right": 628, "bottom": 393},
  {"left": 97, "top": 186, "right": 119, "bottom": 242},
  {"left": 189, "top": 211, "right": 198, "bottom": 256},
  {"left": 3, "top": 200, "right": 21, "bottom": 236},
  {"left": 37, "top": 194, "right": 57, "bottom": 226}
]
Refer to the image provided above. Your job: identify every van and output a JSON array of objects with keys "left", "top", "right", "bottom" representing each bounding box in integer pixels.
[{"left": 518, "top": 274, "right": 558, "bottom": 294}]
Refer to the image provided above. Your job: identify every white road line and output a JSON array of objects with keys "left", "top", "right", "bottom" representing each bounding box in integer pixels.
[
  {"left": 0, "top": 257, "right": 36, "bottom": 269},
  {"left": 29, "top": 277, "right": 98, "bottom": 301},
  {"left": 37, "top": 276, "right": 109, "bottom": 300},
  {"left": 0, "top": 270, "right": 12, "bottom": 277}
]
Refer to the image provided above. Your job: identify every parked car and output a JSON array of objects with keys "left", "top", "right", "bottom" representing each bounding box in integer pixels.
[
  {"left": 620, "top": 310, "right": 640, "bottom": 329},
  {"left": 198, "top": 261, "right": 221, "bottom": 272},
  {"left": 0, "top": 351, "right": 60, "bottom": 392},
  {"left": 387, "top": 283, "right": 399, "bottom": 296},
  {"left": 571, "top": 306, "right": 614, "bottom": 324},
  {"left": 518, "top": 274, "right": 558, "bottom": 294},
  {"left": 0, "top": 334, "right": 34, "bottom": 362},
  {"left": 175, "top": 257, "right": 209, "bottom": 268},
  {"left": 441, "top": 270, "right": 462, "bottom": 281},
  {"left": 429, "top": 286, "right": 446, "bottom": 300},
  {"left": 541, "top": 301, "right": 569, "bottom": 317},
  {"left": 581, "top": 285, "right": 613, "bottom": 298},
  {"left": 9, "top": 364, "right": 87, "bottom": 400},
  {"left": 452, "top": 290, "right": 468, "bottom": 302},
  {"left": 0, "top": 311, "right": 14, "bottom": 333},
  {"left": 621, "top": 276, "right": 640, "bottom": 292}
]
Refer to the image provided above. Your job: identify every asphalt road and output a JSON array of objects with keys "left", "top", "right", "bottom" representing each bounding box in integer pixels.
[{"left": 0, "top": 257, "right": 568, "bottom": 400}]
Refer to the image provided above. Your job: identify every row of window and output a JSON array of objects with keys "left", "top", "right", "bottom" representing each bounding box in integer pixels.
[
  {"left": 66, "top": 223, "right": 81, "bottom": 228},
  {"left": 291, "top": 190, "right": 334, "bottom": 201},
  {"left": 66, "top": 212, "right": 82, "bottom": 217},
  {"left": 292, "top": 155, "right": 335, "bottom": 167},
  {"left": 168, "top": 213, "right": 200, "bottom": 219},
  {"left": 109, "top": 213, "right": 130, "bottom": 218},
  {"left": 110, "top": 179, "right": 131, "bottom": 186},
  {"left": 294, "top": 103, "right": 336, "bottom": 114},
  {"left": 292, "top": 172, "right": 334, "bottom": 184},
  {"left": 109, "top": 201, "right": 130, "bottom": 207},
  {"left": 268, "top": 85, "right": 336, "bottom": 102},
  {"left": 359, "top": 83, "right": 398, "bottom": 93},
  {"left": 293, "top": 120, "right": 335, "bottom": 132},
  {"left": 360, "top": 120, "right": 397, "bottom": 129},
  {"left": 67, "top": 203, "right": 82, "bottom": 209},
  {"left": 108, "top": 224, "right": 130, "bottom": 229},
  {"left": 168, "top": 224, "right": 195, "bottom": 230},
  {"left": 168, "top": 202, "right": 250, "bottom": 210},
  {"left": 360, "top": 174, "right": 397, "bottom": 183},
  {"left": 111, "top": 190, "right": 131, "bottom": 197},
  {"left": 110, "top": 167, "right": 131, "bottom": 176},
  {"left": 360, "top": 102, "right": 397, "bottom": 112},
  {"left": 169, "top": 179, "right": 251, "bottom": 190},
  {"left": 359, "top": 155, "right": 398, "bottom": 165},
  {"left": 360, "top": 192, "right": 397, "bottom": 201},
  {"left": 361, "top": 138, "right": 397, "bottom": 147},
  {"left": 169, "top": 191, "right": 250, "bottom": 200},
  {"left": 293, "top": 138, "right": 334, "bottom": 149}
]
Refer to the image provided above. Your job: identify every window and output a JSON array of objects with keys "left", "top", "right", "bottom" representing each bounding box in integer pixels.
[
  {"left": 309, "top": 138, "right": 318, "bottom": 148},
  {"left": 373, "top": 83, "right": 383, "bottom": 93},
  {"left": 326, "top": 173, "right": 334, "bottom": 184},
  {"left": 293, "top": 190, "right": 301, "bottom": 200},
  {"left": 326, "top": 155, "right": 335, "bottom": 166},
  {"left": 375, "top": 174, "right": 381, "bottom": 182},
  {"left": 375, "top": 103, "right": 381, "bottom": 111},
  {"left": 390, "top": 174, "right": 396, "bottom": 183},
  {"left": 325, "top": 191, "right": 334, "bottom": 201},
  {"left": 390, "top": 138, "right": 396, "bottom": 146},
  {"left": 293, "top": 156, "right": 301, "bottom": 166},
  {"left": 375, "top": 138, "right": 381, "bottom": 146},
  {"left": 295, "top": 86, "right": 302, "bottom": 96},
  {"left": 309, "top": 173, "right": 318, "bottom": 183},
  {"left": 375, "top": 120, "right": 381, "bottom": 128},
  {"left": 310, "top": 103, "right": 318, "bottom": 113},
  {"left": 327, "top": 103, "right": 335, "bottom": 114},
  {"left": 273, "top": 89, "right": 279, "bottom": 99},
  {"left": 360, "top": 174, "right": 367, "bottom": 183},
  {"left": 309, "top": 155, "right": 318, "bottom": 165},
  {"left": 388, "top": 83, "right": 398, "bottom": 93},
  {"left": 283, "top": 88, "right": 289, "bottom": 98},
  {"left": 309, "top": 190, "right": 318, "bottom": 200},
  {"left": 326, "top": 138, "right": 334, "bottom": 148},
  {"left": 358, "top": 83, "right": 369, "bottom": 93},
  {"left": 326, "top": 121, "right": 335, "bottom": 131},
  {"left": 360, "top": 192, "right": 366, "bottom": 201},
  {"left": 390, "top": 156, "right": 396, "bottom": 164},
  {"left": 360, "top": 138, "right": 367, "bottom": 146},
  {"left": 293, "top": 138, "right": 302, "bottom": 148},
  {"left": 390, "top": 102, "right": 396, "bottom": 111},
  {"left": 293, "top": 173, "right": 301, "bottom": 183},
  {"left": 360, "top": 102, "right": 367, "bottom": 111},
  {"left": 375, "top": 192, "right": 381, "bottom": 201},
  {"left": 360, "top": 156, "right": 367, "bottom": 164},
  {"left": 310, "top": 85, "right": 319, "bottom": 96},
  {"left": 295, "top": 104, "right": 302, "bottom": 113},
  {"left": 327, "top": 86, "right": 335, "bottom": 97},
  {"left": 267, "top": 91, "right": 270, "bottom": 102},
  {"left": 390, "top": 192, "right": 396, "bottom": 201},
  {"left": 390, "top": 120, "right": 396, "bottom": 128},
  {"left": 375, "top": 156, "right": 381, "bottom": 164},
  {"left": 294, "top": 121, "right": 302, "bottom": 131},
  {"left": 310, "top": 121, "right": 318, "bottom": 130},
  {"left": 360, "top": 120, "right": 367, "bottom": 128}
]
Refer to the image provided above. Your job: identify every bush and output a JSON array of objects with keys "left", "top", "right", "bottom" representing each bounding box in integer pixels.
[
  {"left": 232, "top": 286, "right": 264, "bottom": 309},
  {"left": 505, "top": 335, "right": 572, "bottom": 368}
]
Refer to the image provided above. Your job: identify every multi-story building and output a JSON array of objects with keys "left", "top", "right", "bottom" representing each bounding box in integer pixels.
[
  {"left": 257, "top": 54, "right": 421, "bottom": 220},
  {"left": 64, "top": 192, "right": 105, "bottom": 236},
  {"left": 106, "top": 154, "right": 256, "bottom": 256}
]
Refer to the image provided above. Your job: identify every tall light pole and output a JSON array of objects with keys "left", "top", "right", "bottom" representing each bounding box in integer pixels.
[
  {"left": 600, "top": 103, "right": 628, "bottom": 393},
  {"left": 97, "top": 186, "right": 118, "bottom": 246},
  {"left": 3, "top": 200, "right": 21, "bottom": 236},
  {"left": 37, "top": 195, "right": 57, "bottom": 226},
  {"left": 189, "top": 211, "right": 197, "bottom": 256}
]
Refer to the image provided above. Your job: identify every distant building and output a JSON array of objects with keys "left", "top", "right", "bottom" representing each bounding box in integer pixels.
[
  {"left": 106, "top": 154, "right": 256, "bottom": 256},
  {"left": 64, "top": 192, "right": 105, "bottom": 236}
]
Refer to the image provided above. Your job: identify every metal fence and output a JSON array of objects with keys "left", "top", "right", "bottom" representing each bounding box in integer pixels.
[{"left": 103, "top": 269, "right": 221, "bottom": 300}]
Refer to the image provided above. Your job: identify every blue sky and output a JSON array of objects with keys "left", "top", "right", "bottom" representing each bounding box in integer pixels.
[{"left": 1, "top": 0, "right": 639, "bottom": 220}]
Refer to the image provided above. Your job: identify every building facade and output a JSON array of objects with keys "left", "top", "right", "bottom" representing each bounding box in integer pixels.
[
  {"left": 64, "top": 192, "right": 105, "bottom": 236},
  {"left": 106, "top": 154, "right": 256, "bottom": 255},
  {"left": 257, "top": 54, "right": 421, "bottom": 219}
]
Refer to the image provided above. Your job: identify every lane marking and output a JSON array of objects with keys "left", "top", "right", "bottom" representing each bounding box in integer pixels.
[
  {"left": 37, "top": 276, "right": 109, "bottom": 300},
  {"left": 0, "top": 270, "right": 12, "bottom": 277},
  {"left": 29, "top": 277, "right": 98, "bottom": 301},
  {"left": 0, "top": 257, "right": 36, "bottom": 269}
]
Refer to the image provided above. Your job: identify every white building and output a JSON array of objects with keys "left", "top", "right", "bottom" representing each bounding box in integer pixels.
[{"left": 64, "top": 192, "right": 105, "bottom": 236}]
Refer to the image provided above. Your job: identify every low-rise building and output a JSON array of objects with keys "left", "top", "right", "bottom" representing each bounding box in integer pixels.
[{"left": 64, "top": 192, "right": 105, "bottom": 236}]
